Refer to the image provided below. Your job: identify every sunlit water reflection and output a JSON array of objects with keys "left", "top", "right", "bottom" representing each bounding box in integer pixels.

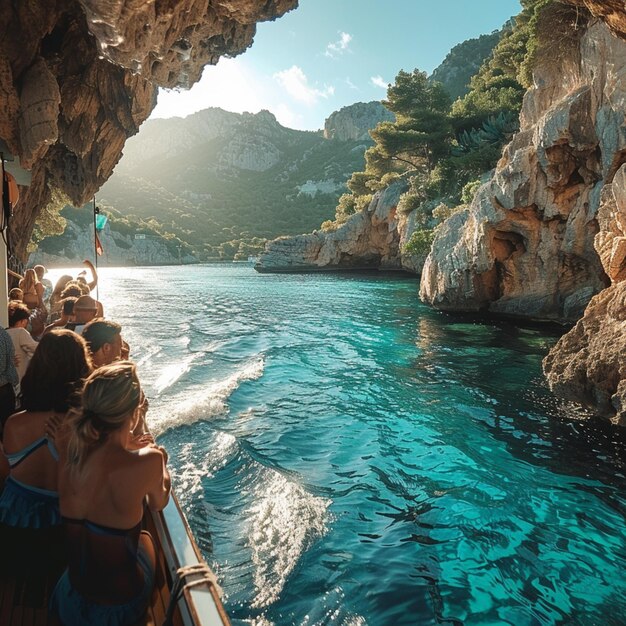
[{"left": 48, "top": 264, "right": 626, "bottom": 626}]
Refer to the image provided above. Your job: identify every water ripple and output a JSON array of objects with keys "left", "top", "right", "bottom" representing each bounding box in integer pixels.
[{"left": 56, "top": 265, "right": 626, "bottom": 626}]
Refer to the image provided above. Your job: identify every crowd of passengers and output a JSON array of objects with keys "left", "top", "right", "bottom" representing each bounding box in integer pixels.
[{"left": 0, "top": 262, "right": 171, "bottom": 625}]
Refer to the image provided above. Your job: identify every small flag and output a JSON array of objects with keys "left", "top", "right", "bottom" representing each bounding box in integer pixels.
[
  {"left": 95, "top": 214, "right": 108, "bottom": 231},
  {"left": 95, "top": 232, "right": 104, "bottom": 256}
]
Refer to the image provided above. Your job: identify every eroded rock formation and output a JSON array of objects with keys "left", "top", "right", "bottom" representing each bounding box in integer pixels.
[
  {"left": 0, "top": 0, "right": 297, "bottom": 262},
  {"left": 420, "top": 9, "right": 618, "bottom": 323},
  {"left": 255, "top": 181, "right": 424, "bottom": 273},
  {"left": 420, "top": 2, "right": 626, "bottom": 420},
  {"left": 544, "top": 164, "right": 626, "bottom": 422}
]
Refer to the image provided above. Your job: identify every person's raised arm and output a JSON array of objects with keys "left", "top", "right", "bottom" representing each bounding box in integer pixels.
[
  {"left": 144, "top": 446, "right": 171, "bottom": 512},
  {"left": 8, "top": 269, "right": 23, "bottom": 281},
  {"left": 83, "top": 259, "right": 98, "bottom": 292}
]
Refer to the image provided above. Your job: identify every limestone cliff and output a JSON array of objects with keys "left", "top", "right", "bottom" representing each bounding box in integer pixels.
[
  {"left": 420, "top": 2, "right": 626, "bottom": 421},
  {"left": 324, "top": 102, "right": 394, "bottom": 142},
  {"left": 544, "top": 164, "right": 626, "bottom": 422},
  {"left": 0, "top": 0, "right": 297, "bottom": 262},
  {"left": 255, "top": 181, "right": 424, "bottom": 273},
  {"left": 29, "top": 219, "right": 194, "bottom": 267},
  {"left": 420, "top": 10, "right": 617, "bottom": 323}
]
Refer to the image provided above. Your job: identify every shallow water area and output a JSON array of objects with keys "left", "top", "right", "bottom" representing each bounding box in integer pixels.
[{"left": 50, "top": 264, "right": 626, "bottom": 626}]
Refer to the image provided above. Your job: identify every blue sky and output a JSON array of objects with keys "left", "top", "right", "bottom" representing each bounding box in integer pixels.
[{"left": 151, "top": 0, "right": 521, "bottom": 130}]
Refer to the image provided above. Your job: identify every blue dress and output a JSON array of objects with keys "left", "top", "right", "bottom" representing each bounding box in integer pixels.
[
  {"left": 0, "top": 436, "right": 60, "bottom": 528},
  {"left": 50, "top": 518, "right": 154, "bottom": 626}
]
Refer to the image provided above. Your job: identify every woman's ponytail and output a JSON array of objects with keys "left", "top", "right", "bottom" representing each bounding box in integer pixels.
[{"left": 66, "top": 362, "right": 141, "bottom": 469}]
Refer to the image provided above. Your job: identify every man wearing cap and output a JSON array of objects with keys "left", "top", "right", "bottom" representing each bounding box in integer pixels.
[
  {"left": 42, "top": 297, "right": 77, "bottom": 336},
  {"left": 64, "top": 295, "right": 98, "bottom": 335}
]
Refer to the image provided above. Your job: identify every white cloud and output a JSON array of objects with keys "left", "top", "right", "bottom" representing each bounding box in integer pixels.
[
  {"left": 148, "top": 57, "right": 332, "bottom": 131},
  {"left": 151, "top": 58, "right": 268, "bottom": 119},
  {"left": 371, "top": 75, "right": 388, "bottom": 89},
  {"left": 345, "top": 77, "right": 358, "bottom": 90},
  {"left": 273, "top": 103, "right": 303, "bottom": 129},
  {"left": 325, "top": 32, "right": 352, "bottom": 58},
  {"left": 273, "top": 65, "right": 334, "bottom": 105}
]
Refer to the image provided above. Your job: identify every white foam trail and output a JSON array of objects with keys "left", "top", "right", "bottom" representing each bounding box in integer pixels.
[
  {"left": 249, "top": 472, "right": 330, "bottom": 609},
  {"left": 134, "top": 345, "right": 161, "bottom": 368},
  {"left": 153, "top": 354, "right": 197, "bottom": 394},
  {"left": 151, "top": 357, "right": 265, "bottom": 435},
  {"left": 244, "top": 618, "right": 276, "bottom": 626},
  {"left": 173, "top": 433, "right": 238, "bottom": 501}
]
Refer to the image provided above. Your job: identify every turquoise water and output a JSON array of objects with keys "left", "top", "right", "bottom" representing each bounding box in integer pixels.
[{"left": 64, "top": 264, "right": 626, "bottom": 625}]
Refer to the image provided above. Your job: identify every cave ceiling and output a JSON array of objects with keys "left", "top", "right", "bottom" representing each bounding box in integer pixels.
[{"left": 0, "top": 0, "right": 297, "bottom": 261}]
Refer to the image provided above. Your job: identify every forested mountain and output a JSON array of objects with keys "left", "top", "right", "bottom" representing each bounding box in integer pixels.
[
  {"left": 34, "top": 24, "right": 507, "bottom": 264},
  {"left": 94, "top": 107, "right": 380, "bottom": 260},
  {"left": 429, "top": 29, "right": 503, "bottom": 100}
]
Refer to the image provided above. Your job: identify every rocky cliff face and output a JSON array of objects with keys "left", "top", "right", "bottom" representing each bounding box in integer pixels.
[
  {"left": 420, "top": 12, "right": 619, "bottom": 323},
  {"left": 0, "top": 0, "right": 297, "bottom": 261},
  {"left": 29, "top": 220, "right": 194, "bottom": 267},
  {"left": 255, "top": 181, "right": 424, "bottom": 273},
  {"left": 421, "top": 3, "right": 626, "bottom": 421},
  {"left": 543, "top": 162, "right": 626, "bottom": 423},
  {"left": 323, "top": 102, "right": 394, "bottom": 141}
]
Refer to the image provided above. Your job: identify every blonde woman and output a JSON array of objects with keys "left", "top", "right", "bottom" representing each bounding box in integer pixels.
[
  {"left": 51, "top": 362, "right": 170, "bottom": 625},
  {"left": 0, "top": 330, "right": 92, "bottom": 529},
  {"left": 18, "top": 268, "right": 48, "bottom": 337},
  {"left": 18, "top": 268, "right": 44, "bottom": 310}
]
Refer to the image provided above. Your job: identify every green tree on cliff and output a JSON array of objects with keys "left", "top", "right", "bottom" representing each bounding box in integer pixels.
[
  {"left": 371, "top": 70, "right": 452, "bottom": 174},
  {"left": 452, "top": 0, "right": 554, "bottom": 128},
  {"left": 334, "top": 0, "right": 558, "bottom": 232},
  {"left": 345, "top": 69, "right": 452, "bottom": 201}
]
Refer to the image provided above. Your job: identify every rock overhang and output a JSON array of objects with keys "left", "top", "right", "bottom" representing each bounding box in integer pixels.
[{"left": 0, "top": 0, "right": 298, "bottom": 261}]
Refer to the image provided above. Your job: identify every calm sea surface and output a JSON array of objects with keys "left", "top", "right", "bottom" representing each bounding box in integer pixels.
[{"left": 51, "top": 264, "right": 626, "bottom": 626}]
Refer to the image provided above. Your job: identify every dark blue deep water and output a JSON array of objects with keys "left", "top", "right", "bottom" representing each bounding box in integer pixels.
[{"left": 80, "top": 264, "right": 626, "bottom": 625}]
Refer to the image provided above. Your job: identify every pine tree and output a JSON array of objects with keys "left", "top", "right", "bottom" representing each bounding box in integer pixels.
[{"left": 370, "top": 70, "right": 452, "bottom": 174}]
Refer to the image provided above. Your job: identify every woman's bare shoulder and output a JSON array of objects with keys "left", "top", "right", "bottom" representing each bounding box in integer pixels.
[
  {"left": 109, "top": 444, "right": 164, "bottom": 475},
  {"left": 3, "top": 411, "right": 50, "bottom": 451}
]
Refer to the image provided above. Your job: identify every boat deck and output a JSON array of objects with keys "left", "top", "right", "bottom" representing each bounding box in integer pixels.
[
  {"left": 0, "top": 535, "right": 177, "bottom": 626},
  {"left": 0, "top": 495, "right": 228, "bottom": 626}
]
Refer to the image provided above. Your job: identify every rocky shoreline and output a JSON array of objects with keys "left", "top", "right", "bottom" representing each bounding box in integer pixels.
[
  {"left": 256, "top": 5, "right": 626, "bottom": 423},
  {"left": 255, "top": 181, "right": 426, "bottom": 275}
]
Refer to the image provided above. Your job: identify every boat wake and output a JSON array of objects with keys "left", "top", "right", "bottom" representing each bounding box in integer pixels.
[
  {"left": 164, "top": 416, "right": 332, "bottom": 620},
  {"left": 152, "top": 353, "right": 199, "bottom": 394},
  {"left": 151, "top": 356, "right": 265, "bottom": 435},
  {"left": 249, "top": 471, "right": 329, "bottom": 609}
]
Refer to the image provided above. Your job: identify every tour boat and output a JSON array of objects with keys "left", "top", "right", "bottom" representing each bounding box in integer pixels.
[
  {"left": 0, "top": 490, "right": 230, "bottom": 625},
  {"left": 1, "top": 138, "right": 229, "bottom": 626}
]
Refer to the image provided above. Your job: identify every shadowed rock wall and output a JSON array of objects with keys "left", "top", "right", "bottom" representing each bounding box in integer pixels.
[
  {"left": 255, "top": 182, "right": 420, "bottom": 273},
  {"left": 0, "top": 0, "right": 297, "bottom": 262},
  {"left": 420, "top": 2, "right": 626, "bottom": 421},
  {"left": 420, "top": 7, "right": 615, "bottom": 323}
]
